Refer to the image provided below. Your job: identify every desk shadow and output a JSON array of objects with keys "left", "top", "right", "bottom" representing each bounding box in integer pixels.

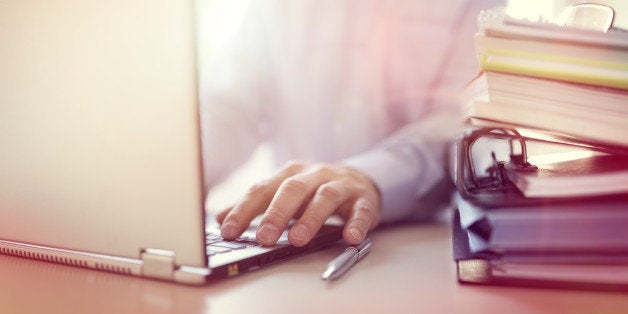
[
  {"left": 321, "top": 220, "right": 454, "bottom": 290},
  {"left": 0, "top": 254, "right": 209, "bottom": 314},
  {"left": 455, "top": 281, "right": 628, "bottom": 313}
]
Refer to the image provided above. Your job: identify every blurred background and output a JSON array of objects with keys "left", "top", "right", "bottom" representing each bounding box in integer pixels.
[{"left": 198, "top": 0, "right": 628, "bottom": 213}]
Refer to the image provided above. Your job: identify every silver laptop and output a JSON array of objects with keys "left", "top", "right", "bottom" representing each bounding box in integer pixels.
[{"left": 0, "top": 0, "right": 341, "bottom": 285}]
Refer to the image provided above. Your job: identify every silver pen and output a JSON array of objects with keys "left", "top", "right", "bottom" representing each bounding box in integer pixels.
[{"left": 321, "top": 238, "right": 372, "bottom": 280}]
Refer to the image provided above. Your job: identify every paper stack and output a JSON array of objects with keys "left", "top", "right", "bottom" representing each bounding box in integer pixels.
[
  {"left": 463, "top": 7, "right": 628, "bottom": 147},
  {"left": 452, "top": 4, "right": 628, "bottom": 290}
]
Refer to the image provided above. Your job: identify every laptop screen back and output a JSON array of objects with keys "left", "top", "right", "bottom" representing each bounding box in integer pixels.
[{"left": 0, "top": 0, "right": 207, "bottom": 267}]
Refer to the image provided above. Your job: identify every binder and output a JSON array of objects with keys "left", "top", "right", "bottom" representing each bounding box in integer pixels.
[
  {"left": 451, "top": 127, "right": 628, "bottom": 290},
  {"left": 452, "top": 127, "right": 628, "bottom": 206},
  {"left": 453, "top": 208, "right": 628, "bottom": 291}
]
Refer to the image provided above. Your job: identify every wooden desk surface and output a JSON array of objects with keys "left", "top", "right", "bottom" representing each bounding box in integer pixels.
[{"left": 1, "top": 223, "right": 627, "bottom": 314}]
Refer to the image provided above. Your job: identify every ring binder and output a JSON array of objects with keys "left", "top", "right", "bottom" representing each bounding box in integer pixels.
[
  {"left": 454, "top": 127, "right": 628, "bottom": 206},
  {"left": 452, "top": 128, "right": 628, "bottom": 290}
]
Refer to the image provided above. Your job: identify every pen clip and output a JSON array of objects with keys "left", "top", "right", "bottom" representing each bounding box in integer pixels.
[
  {"left": 321, "top": 239, "right": 372, "bottom": 281},
  {"left": 355, "top": 238, "right": 372, "bottom": 260}
]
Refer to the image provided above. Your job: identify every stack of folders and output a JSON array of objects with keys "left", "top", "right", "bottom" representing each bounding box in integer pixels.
[{"left": 453, "top": 4, "right": 628, "bottom": 290}]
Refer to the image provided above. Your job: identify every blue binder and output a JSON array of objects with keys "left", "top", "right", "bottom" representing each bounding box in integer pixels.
[{"left": 452, "top": 127, "right": 628, "bottom": 290}]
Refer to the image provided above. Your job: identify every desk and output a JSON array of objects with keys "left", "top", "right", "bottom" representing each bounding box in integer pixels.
[{"left": 1, "top": 223, "right": 627, "bottom": 314}]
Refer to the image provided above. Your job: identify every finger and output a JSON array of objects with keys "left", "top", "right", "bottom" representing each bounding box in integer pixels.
[
  {"left": 215, "top": 206, "right": 233, "bottom": 224},
  {"left": 256, "top": 162, "right": 333, "bottom": 246},
  {"left": 220, "top": 180, "right": 277, "bottom": 239},
  {"left": 289, "top": 181, "right": 351, "bottom": 247},
  {"left": 220, "top": 162, "right": 311, "bottom": 239},
  {"left": 256, "top": 173, "right": 326, "bottom": 246},
  {"left": 342, "top": 197, "right": 378, "bottom": 245}
]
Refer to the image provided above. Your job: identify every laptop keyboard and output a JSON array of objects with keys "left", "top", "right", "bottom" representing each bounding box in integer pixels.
[
  {"left": 205, "top": 231, "right": 260, "bottom": 257},
  {"left": 204, "top": 214, "right": 293, "bottom": 257}
]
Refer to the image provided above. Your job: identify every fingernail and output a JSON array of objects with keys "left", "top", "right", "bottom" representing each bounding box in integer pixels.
[
  {"left": 290, "top": 224, "right": 310, "bottom": 243},
  {"left": 349, "top": 227, "right": 364, "bottom": 242},
  {"left": 221, "top": 221, "right": 238, "bottom": 239},
  {"left": 257, "top": 223, "right": 279, "bottom": 245}
]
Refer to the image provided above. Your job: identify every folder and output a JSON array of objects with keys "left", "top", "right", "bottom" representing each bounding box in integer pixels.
[
  {"left": 451, "top": 127, "right": 628, "bottom": 290},
  {"left": 453, "top": 208, "right": 628, "bottom": 291},
  {"left": 457, "top": 193, "right": 628, "bottom": 254},
  {"left": 452, "top": 127, "right": 628, "bottom": 203},
  {"left": 505, "top": 153, "right": 628, "bottom": 198}
]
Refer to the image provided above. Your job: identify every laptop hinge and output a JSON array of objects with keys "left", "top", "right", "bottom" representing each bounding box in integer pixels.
[{"left": 141, "top": 248, "right": 176, "bottom": 280}]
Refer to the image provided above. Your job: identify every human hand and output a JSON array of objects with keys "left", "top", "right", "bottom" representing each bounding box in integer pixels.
[{"left": 215, "top": 161, "right": 381, "bottom": 247}]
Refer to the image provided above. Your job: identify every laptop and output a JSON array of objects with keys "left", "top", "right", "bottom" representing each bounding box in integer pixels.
[{"left": 0, "top": 0, "right": 342, "bottom": 285}]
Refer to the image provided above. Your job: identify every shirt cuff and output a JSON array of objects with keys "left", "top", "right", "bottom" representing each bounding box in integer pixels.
[{"left": 343, "top": 143, "right": 441, "bottom": 224}]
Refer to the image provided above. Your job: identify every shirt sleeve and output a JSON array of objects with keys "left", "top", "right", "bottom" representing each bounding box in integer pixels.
[
  {"left": 343, "top": 0, "right": 499, "bottom": 224},
  {"left": 343, "top": 107, "right": 463, "bottom": 224}
]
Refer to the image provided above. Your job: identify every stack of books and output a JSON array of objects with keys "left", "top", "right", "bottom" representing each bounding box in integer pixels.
[
  {"left": 452, "top": 4, "right": 628, "bottom": 290},
  {"left": 464, "top": 6, "right": 628, "bottom": 147}
]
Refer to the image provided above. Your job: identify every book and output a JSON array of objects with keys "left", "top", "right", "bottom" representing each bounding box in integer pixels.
[
  {"left": 477, "top": 8, "right": 628, "bottom": 49},
  {"left": 463, "top": 71, "right": 628, "bottom": 147},
  {"left": 505, "top": 153, "right": 628, "bottom": 198},
  {"left": 478, "top": 49, "right": 628, "bottom": 90},
  {"left": 463, "top": 71, "right": 628, "bottom": 114},
  {"left": 475, "top": 33, "right": 628, "bottom": 89},
  {"left": 474, "top": 33, "right": 628, "bottom": 67},
  {"left": 468, "top": 104, "right": 626, "bottom": 148},
  {"left": 475, "top": 8, "right": 628, "bottom": 89}
]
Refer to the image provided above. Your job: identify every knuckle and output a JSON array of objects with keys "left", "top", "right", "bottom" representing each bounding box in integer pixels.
[
  {"left": 316, "top": 182, "right": 344, "bottom": 200},
  {"left": 349, "top": 209, "right": 373, "bottom": 230},
  {"left": 353, "top": 199, "right": 380, "bottom": 228},
  {"left": 351, "top": 214, "right": 371, "bottom": 226},
  {"left": 354, "top": 200, "right": 376, "bottom": 216},
  {"left": 282, "top": 160, "right": 310, "bottom": 172},
  {"left": 309, "top": 163, "right": 334, "bottom": 177},
  {"left": 246, "top": 180, "right": 272, "bottom": 197},
  {"left": 264, "top": 207, "right": 291, "bottom": 221},
  {"left": 224, "top": 210, "right": 244, "bottom": 224},
  {"left": 297, "top": 212, "right": 325, "bottom": 230},
  {"left": 280, "top": 178, "right": 308, "bottom": 194}
]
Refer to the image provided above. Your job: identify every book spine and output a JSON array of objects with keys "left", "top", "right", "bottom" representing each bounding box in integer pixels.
[
  {"left": 479, "top": 49, "right": 628, "bottom": 90},
  {"left": 468, "top": 101, "right": 628, "bottom": 147}
]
